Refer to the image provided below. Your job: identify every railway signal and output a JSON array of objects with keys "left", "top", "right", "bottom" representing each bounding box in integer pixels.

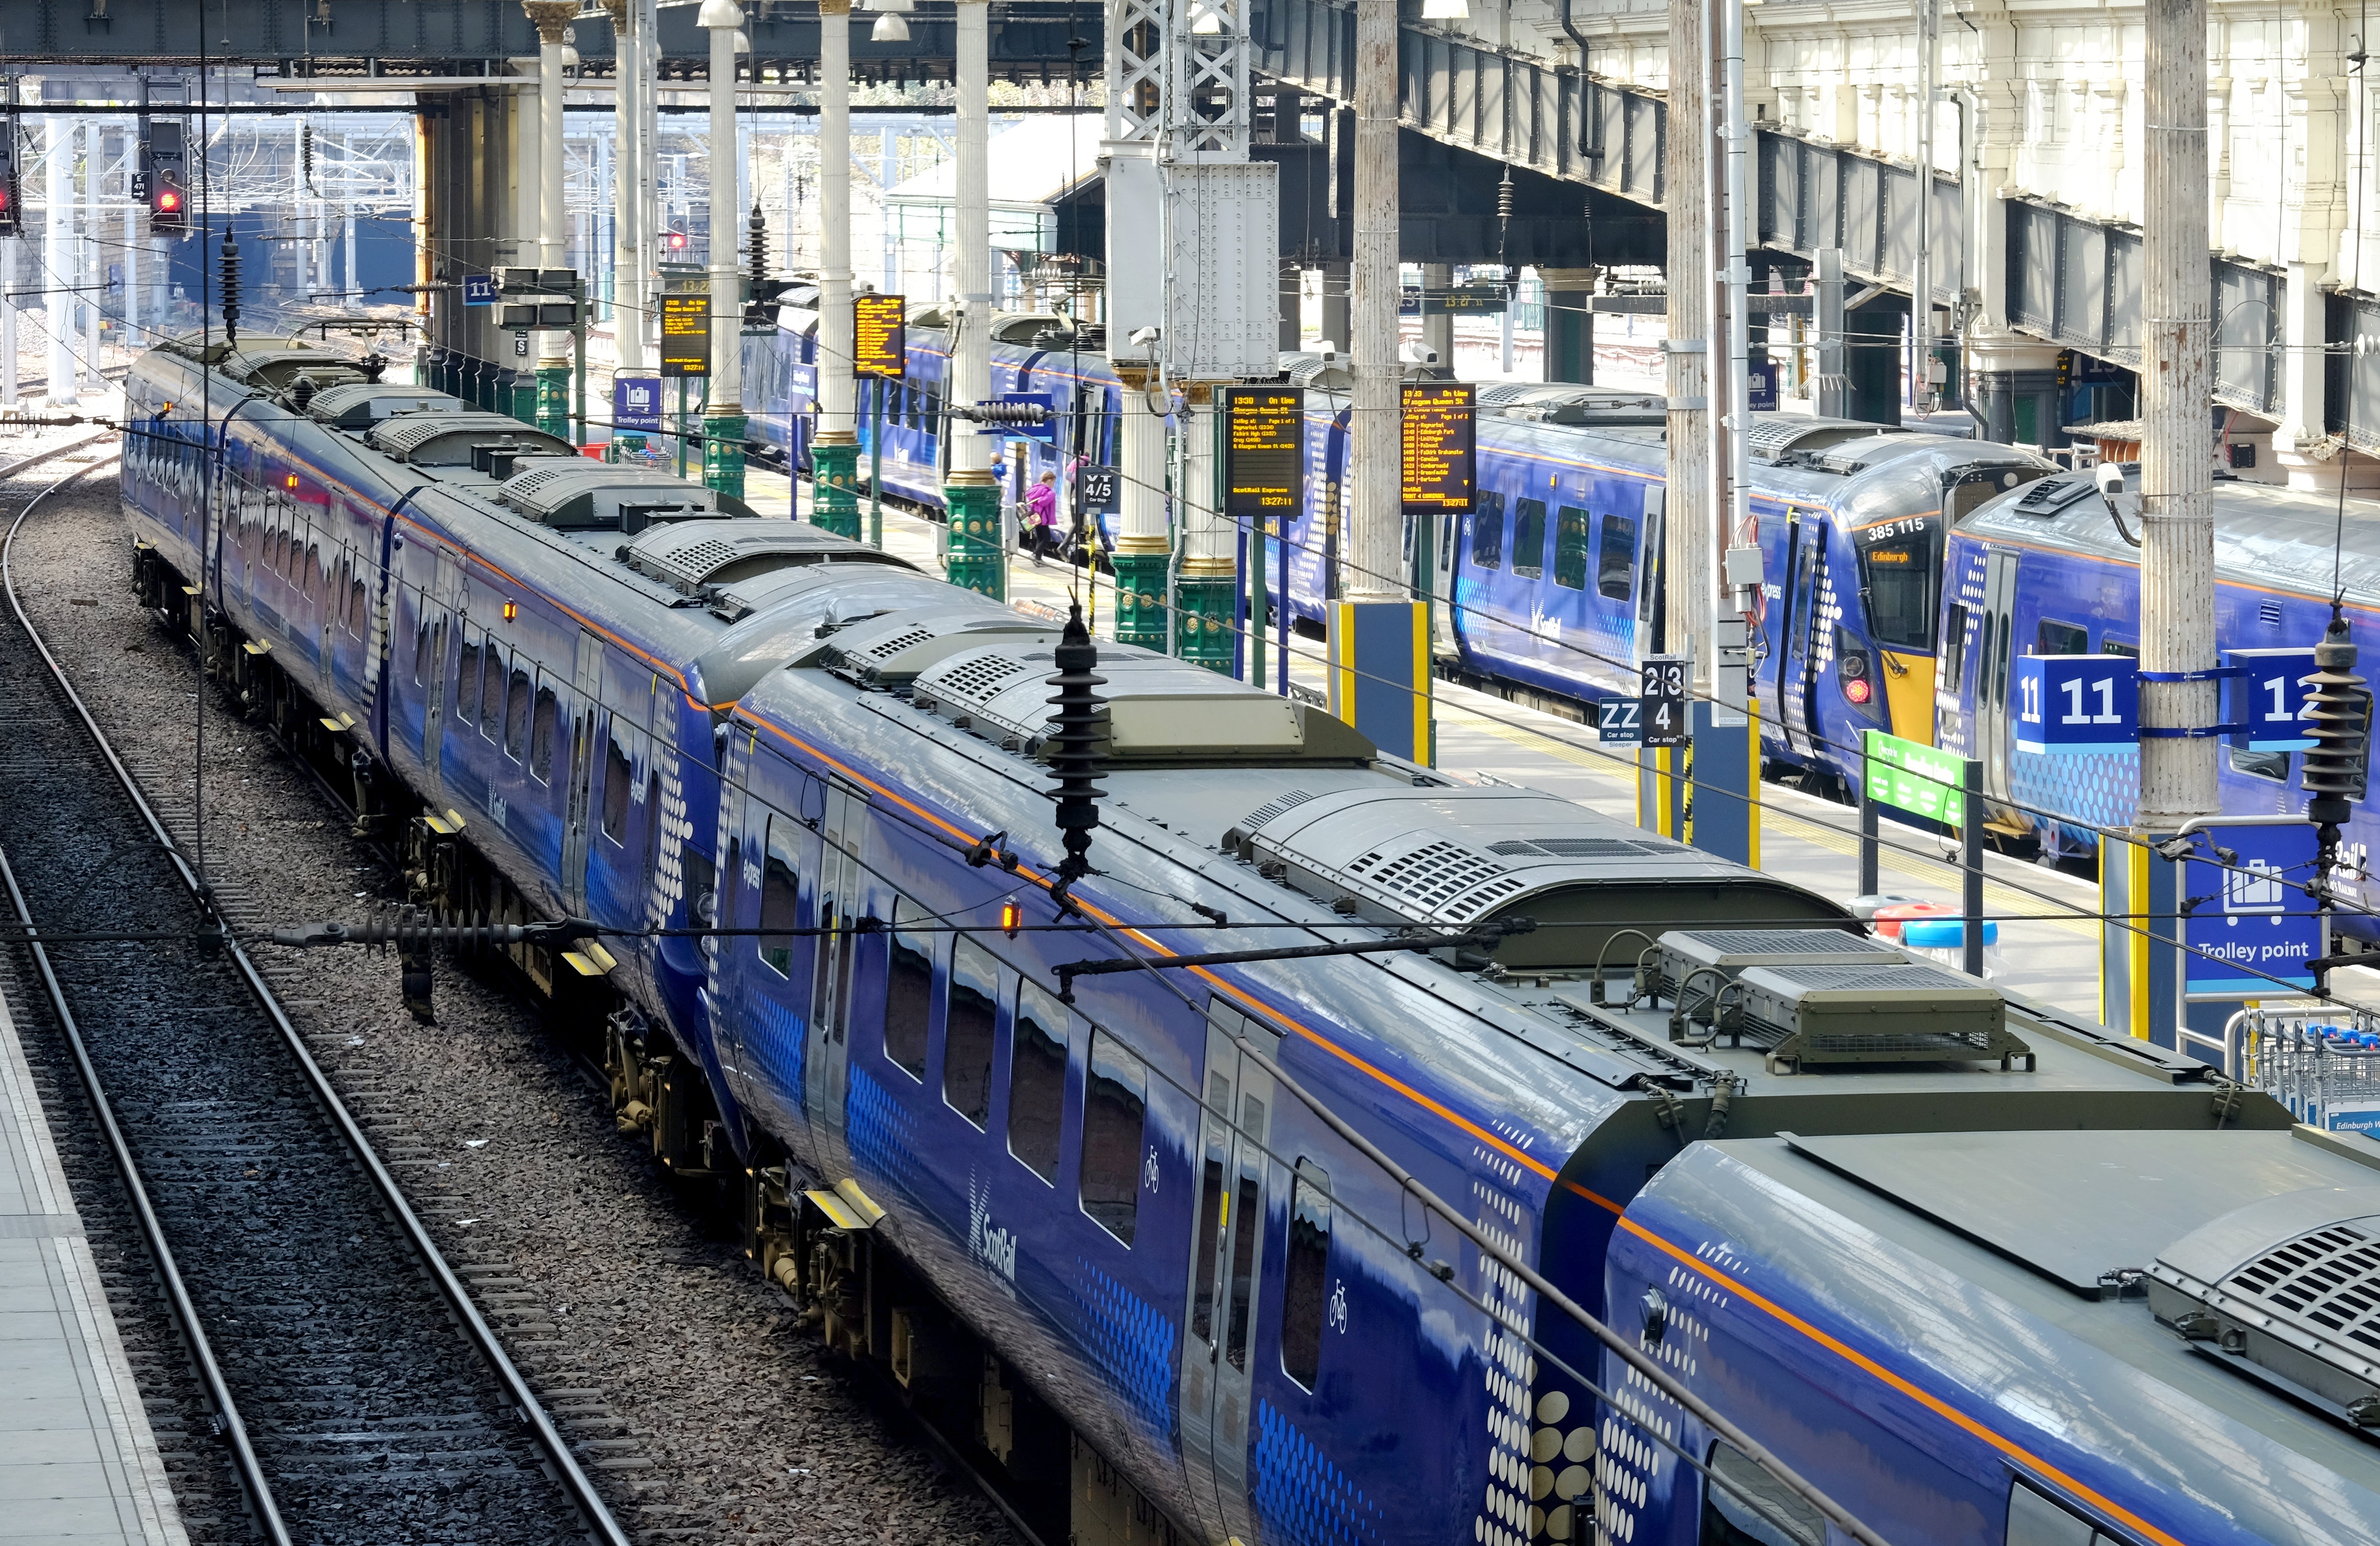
[
  {"left": 146, "top": 120, "right": 188, "bottom": 235},
  {"left": 0, "top": 124, "right": 17, "bottom": 236}
]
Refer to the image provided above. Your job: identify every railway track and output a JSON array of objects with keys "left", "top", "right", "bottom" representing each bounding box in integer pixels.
[{"left": 0, "top": 450, "right": 632, "bottom": 1546}]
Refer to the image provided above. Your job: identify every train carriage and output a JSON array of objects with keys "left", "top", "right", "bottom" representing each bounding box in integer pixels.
[{"left": 116, "top": 334, "right": 2380, "bottom": 1546}]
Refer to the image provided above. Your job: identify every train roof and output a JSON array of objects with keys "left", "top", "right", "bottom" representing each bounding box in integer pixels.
[
  {"left": 1960, "top": 468, "right": 2380, "bottom": 602},
  {"left": 1633, "top": 1129, "right": 2380, "bottom": 1544}
]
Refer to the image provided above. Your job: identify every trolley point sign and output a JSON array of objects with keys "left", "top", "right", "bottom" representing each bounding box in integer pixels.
[
  {"left": 1864, "top": 729, "right": 1965, "bottom": 827},
  {"left": 854, "top": 294, "right": 906, "bottom": 378},
  {"left": 1399, "top": 383, "right": 1476, "bottom": 512},
  {"left": 1223, "top": 387, "right": 1304, "bottom": 521}
]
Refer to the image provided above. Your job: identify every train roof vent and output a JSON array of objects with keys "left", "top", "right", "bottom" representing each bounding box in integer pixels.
[
  {"left": 1733, "top": 963, "right": 2023, "bottom": 1071},
  {"left": 990, "top": 311, "right": 1070, "bottom": 345},
  {"left": 2147, "top": 1187, "right": 2380, "bottom": 1432},
  {"left": 303, "top": 384, "right": 458, "bottom": 428},
  {"left": 910, "top": 640, "right": 1379, "bottom": 762},
  {"left": 1225, "top": 785, "right": 1848, "bottom": 964},
  {"left": 822, "top": 608, "right": 1061, "bottom": 687},
  {"left": 366, "top": 412, "right": 575, "bottom": 466},
  {"left": 2010, "top": 477, "right": 2099, "bottom": 517},
  {"left": 502, "top": 463, "right": 735, "bottom": 532},
  {"left": 220, "top": 347, "right": 357, "bottom": 390},
  {"left": 1745, "top": 416, "right": 1908, "bottom": 464},
  {"left": 620, "top": 517, "right": 903, "bottom": 595}
]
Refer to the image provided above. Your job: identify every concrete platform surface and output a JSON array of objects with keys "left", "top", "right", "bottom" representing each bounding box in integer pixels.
[{"left": 0, "top": 984, "right": 186, "bottom": 1545}]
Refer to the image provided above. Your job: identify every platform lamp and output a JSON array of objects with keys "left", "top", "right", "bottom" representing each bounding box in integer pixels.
[{"left": 865, "top": 0, "right": 913, "bottom": 43}]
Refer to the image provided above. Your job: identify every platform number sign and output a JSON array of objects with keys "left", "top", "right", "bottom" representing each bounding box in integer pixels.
[
  {"left": 2014, "top": 654, "right": 2138, "bottom": 755},
  {"left": 1074, "top": 464, "right": 1120, "bottom": 517},
  {"left": 2225, "top": 647, "right": 2319, "bottom": 752},
  {"left": 1639, "top": 657, "right": 1688, "bottom": 748}
]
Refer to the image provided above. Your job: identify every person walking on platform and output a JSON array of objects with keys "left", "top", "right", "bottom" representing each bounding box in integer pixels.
[{"left": 1023, "top": 469, "right": 1059, "bottom": 565}]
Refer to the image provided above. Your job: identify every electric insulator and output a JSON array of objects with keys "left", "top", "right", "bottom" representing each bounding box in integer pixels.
[
  {"left": 963, "top": 401, "right": 1051, "bottom": 426},
  {"left": 1497, "top": 177, "right": 1515, "bottom": 223},
  {"left": 747, "top": 200, "right": 768, "bottom": 280},
  {"left": 2303, "top": 614, "right": 2371, "bottom": 825},
  {"left": 219, "top": 234, "right": 241, "bottom": 346},
  {"left": 1045, "top": 604, "right": 1107, "bottom": 896},
  {"left": 299, "top": 122, "right": 313, "bottom": 191}
]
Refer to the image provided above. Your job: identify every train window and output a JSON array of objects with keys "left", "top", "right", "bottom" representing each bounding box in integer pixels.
[
  {"left": 1552, "top": 507, "right": 1591, "bottom": 590},
  {"left": 306, "top": 543, "right": 324, "bottom": 603},
  {"left": 1599, "top": 512, "right": 1640, "bottom": 600},
  {"left": 1191, "top": 1073, "right": 1229, "bottom": 1342},
  {"left": 1511, "top": 499, "right": 1548, "bottom": 579},
  {"left": 1470, "top": 491, "right": 1506, "bottom": 569},
  {"left": 883, "top": 917, "right": 933, "bottom": 1080},
  {"left": 455, "top": 633, "right": 482, "bottom": 724},
  {"left": 414, "top": 621, "right": 431, "bottom": 687},
  {"left": 1079, "top": 1030, "right": 1146, "bottom": 1245},
  {"left": 601, "top": 732, "right": 632, "bottom": 842},
  {"left": 1279, "top": 1160, "right": 1332, "bottom": 1390},
  {"left": 529, "top": 685, "right": 559, "bottom": 782},
  {"left": 1701, "top": 1439, "right": 1821, "bottom": 1546},
  {"left": 1223, "top": 1091, "right": 1265, "bottom": 1371},
  {"left": 2103, "top": 637, "right": 2139, "bottom": 658},
  {"left": 1941, "top": 602, "right": 1972, "bottom": 692},
  {"left": 2230, "top": 744, "right": 2290, "bottom": 781},
  {"left": 480, "top": 648, "right": 506, "bottom": 737},
  {"left": 504, "top": 666, "right": 532, "bottom": 761},
  {"left": 1008, "top": 983, "right": 1069, "bottom": 1184},
  {"left": 2036, "top": 619, "right": 2091, "bottom": 656},
  {"left": 943, "top": 937, "right": 1000, "bottom": 1128},
  {"left": 2004, "top": 1479, "right": 2095, "bottom": 1546},
  {"left": 349, "top": 577, "right": 368, "bottom": 636},
  {"left": 758, "top": 814, "right": 801, "bottom": 977},
  {"left": 643, "top": 772, "right": 662, "bottom": 900},
  {"left": 1853, "top": 520, "right": 1945, "bottom": 649}
]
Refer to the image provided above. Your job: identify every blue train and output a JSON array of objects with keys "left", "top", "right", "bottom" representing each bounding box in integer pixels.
[
  {"left": 124, "top": 334, "right": 2379, "bottom": 1546},
  {"left": 741, "top": 315, "right": 2053, "bottom": 797},
  {"left": 1939, "top": 470, "right": 2380, "bottom": 911}
]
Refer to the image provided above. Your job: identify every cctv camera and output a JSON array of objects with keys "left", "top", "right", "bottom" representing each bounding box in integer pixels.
[
  {"left": 1129, "top": 326, "right": 1161, "bottom": 347},
  {"left": 2094, "top": 461, "right": 2124, "bottom": 497}
]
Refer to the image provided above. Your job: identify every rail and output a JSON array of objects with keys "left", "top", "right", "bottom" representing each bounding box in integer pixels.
[{"left": 0, "top": 444, "right": 633, "bottom": 1546}]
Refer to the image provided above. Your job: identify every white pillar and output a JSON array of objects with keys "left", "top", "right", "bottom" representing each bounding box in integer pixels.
[
  {"left": 700, "top": 0, "right": 742, "bottom": 417},
  {"left": 1345, "top": 0, "right": 1399, "bottom": 603},
  {"left": 816, "top": 0, "right": 855, "bottom": 444},
  {"left": 82, "top": 124, "right": 100, "bottom": 388},
  {"left": 2139, "top": 0, "right": 2216, "bottom": 824},
  {"left": 1421, "top": 262, "right": 1452, "bottom": 368},
  {"left": 45, "top": 117, "right": 75, "bottom": 408},
  {"left": 1663, "top": 0, "right": 1710, "bottom": 678},
  {"left": 526, "top": 1, "right": 576, "bottom": 418},
  {"left": 949, "top": 0, "right": 992, "bottom": 481},
  {"left": 123, "top": 201, "right": 137, "bottom": 351},
  {"left": 1118, "top": 366, "right": 1167, "bottom": 549},
  {"left": 2, "top": 237, "right": 17, "bottom": 408}
]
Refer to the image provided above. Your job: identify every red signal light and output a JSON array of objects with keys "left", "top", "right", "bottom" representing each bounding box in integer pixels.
[
  {"left": 665, "top": 231, "right": 688, "bottom": 251},
  {"left": 156, "top": 188, "right": 181, "bottom": 212},
  {"left": 1845, "top": 676, "right": 1873, "bottom": 705}
]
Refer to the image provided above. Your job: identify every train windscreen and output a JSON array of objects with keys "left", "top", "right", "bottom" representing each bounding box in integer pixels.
[{"left": 1853, "top": 517, "right": 1944, "bottom": 650}]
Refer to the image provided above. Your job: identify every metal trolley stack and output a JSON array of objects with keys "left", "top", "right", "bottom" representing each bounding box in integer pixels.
[{"left": 2209, "top": 1007, "right": 2380, "bottom": 1139}]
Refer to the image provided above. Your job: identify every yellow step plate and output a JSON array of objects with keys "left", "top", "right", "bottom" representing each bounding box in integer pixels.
[
  {"left": 242, "top": 640, "right": 270, "bottom": 656},
  {"left": 560, "top": 950, "right": 608, "bottom": 977},
  {"left": 803, "top": 1188, "right": 874, "bottom": 1231}
]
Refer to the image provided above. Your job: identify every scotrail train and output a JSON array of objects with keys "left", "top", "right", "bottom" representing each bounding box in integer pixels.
[
  {"left": 123, "top": 333, "right": 2378, "bottom": 1546},
  {"left": 742, "top": 308, "right": 2054, "bottom": 803}
]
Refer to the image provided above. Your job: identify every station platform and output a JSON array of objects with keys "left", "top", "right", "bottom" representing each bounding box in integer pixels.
[
  {"left": 0, "top": 986, "right": 186, "bottom": 1544},
  {"left": 741, "top": 471, "right": 2105, "bottom": 1021}
]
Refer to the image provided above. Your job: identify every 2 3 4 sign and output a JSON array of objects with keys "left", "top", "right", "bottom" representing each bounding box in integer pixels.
[{"left": 1639, "top": 658, "right": 1688, "bottom": 748}]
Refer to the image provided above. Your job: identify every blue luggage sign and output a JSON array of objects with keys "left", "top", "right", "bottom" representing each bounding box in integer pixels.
[
  {"left": 2225, "top": 646, "right": 2318, "bottom": 751},
  {"left": 463, "top": 273, "right": 497, "bottom": 306},
  {"left": 2015, "top": 654, "right": 2138, "bottom": 754},
  {"left": 614, "top": 375, "right": 663, "bottom": 433},
  {"left": 2181, "top": 821, "right": 2321, "bottom": 994}
]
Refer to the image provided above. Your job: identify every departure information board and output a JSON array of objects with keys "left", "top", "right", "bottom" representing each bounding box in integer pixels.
[
  {"left": 1223, "top": 387, "right": 1304, "bottom": 521},
  {"left": 659, "top": 293, "right": 710, "bottom": 378},
  {"left": 855, "top": 294, "right": 907, "bottom": 377},
  {"left": 1400, "top": 383, "right": 1476, "bottom": 511}
]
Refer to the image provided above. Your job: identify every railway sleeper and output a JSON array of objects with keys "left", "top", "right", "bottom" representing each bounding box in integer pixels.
[{"left": 139, "top": 541, "right": 1188, "bottom": 1546}]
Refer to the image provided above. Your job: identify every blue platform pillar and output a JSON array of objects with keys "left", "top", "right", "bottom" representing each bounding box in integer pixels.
[{"left": 1328, "top": 601, "right": 1433, "bottom": 764}]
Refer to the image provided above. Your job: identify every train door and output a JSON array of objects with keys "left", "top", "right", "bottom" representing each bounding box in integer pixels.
[
  {"left": 802, "top": 781, "right": 867, "bottom": 1175},
  {"left": 1178, "top": 1002, "right": 1281, "bottom": 1546},
  {"left": 1635, "top": 488, "right": 1665, "bottom": 661},
  {"left": 421, "top": 549, "right": 461, "bottom": 803},
  {"left": 563, "top": 631, "right": 604, "bottom": 912},
  {"left": 1975, "top": 549, "right": 2021, "bottom": 800},
  {"left": 1776, "top": 507, "right": 1829, "bottom": 754}
]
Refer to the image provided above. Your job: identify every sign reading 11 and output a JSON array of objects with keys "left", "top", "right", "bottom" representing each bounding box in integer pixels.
[{"left": 2015, "top": 654, "right": 2137, "bottom": 755}]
